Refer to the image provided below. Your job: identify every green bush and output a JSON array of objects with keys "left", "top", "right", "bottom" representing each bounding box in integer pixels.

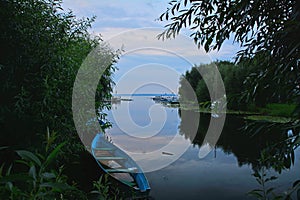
[
  {"left": 0, "top": 0, "right": 117, "bottom": 148},
  {"left": 0, "top": 142, "right": 86, "bottom": 199},
  {"left": 262, "top": 104, "right": 297, "bottom": 117},
  {"left": 0, "top": 0, "right": 119, "bottom": 198}
]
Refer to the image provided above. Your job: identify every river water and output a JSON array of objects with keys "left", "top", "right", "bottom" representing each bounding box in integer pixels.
[{"left": 104, "top": 95, "right": 300, "bottom": 200}]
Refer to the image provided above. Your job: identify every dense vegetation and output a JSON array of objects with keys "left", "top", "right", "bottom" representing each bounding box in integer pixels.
[
  {"left": 180, "top": 60, "right": 297, "bottom": 113},
  {"left": 159, "top": 0, "right": 300, "bottom": 116},
  {"left": 1, "top": 0, "right": 299, "bottom": 199},
  {"left": 0, "top": 0, "right": 118, "bottom": 198},
  {"left": 161, "top": 1, "right": 300, "bottom": 198}
]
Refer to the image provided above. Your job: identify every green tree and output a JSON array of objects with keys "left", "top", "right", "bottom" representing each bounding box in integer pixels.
[
  {"left": 0, "top": 0, "right": 120, "bottom": 197},
  {"left": 180, "top": 61, "right": 257, "bottom": 110},
  {"left": 0, "top": 0, "right": 117, "bottom": 148},
  {"left": 159, "top": 0, "right": 300, "bottom": 109}
]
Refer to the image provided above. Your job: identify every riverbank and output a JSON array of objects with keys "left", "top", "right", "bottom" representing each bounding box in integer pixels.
[{"left": 178, "top": 102, "right": 297, "bottom": 123}]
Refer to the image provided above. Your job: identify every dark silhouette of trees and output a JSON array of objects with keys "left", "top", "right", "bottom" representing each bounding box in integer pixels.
[
  {"left": 159, "top": 0, "right": 300, "bottom": 110},
  {"left": 0, "top": 0, "right": 117, "bottom": 148}
]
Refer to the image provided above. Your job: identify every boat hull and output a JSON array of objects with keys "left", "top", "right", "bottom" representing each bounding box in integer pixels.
[{"left": 91, "top": 133, "right": 150, "bottom": 193}]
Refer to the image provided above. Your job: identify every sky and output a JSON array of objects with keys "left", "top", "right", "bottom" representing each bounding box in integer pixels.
[{"left": 62, "top": 0, "right": 241, "bottom": 94}]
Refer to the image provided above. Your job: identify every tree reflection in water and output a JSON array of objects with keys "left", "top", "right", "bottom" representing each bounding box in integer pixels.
[{"left": 178, "top": 109, "right": 300, "bottom": 199}]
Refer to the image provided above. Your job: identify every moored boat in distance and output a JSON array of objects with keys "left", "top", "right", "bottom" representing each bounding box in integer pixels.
[
  {"left": 103, "top": 96, "right": 121, "bottom": 104},
  {"left": 168, "top": 96, "right": 179, "bottom": 104},
  {"left": 111, "top": 96, "right": 121, "bottom": 103},
  {"left": 152, "top": 94, "right": 179, "bottom": 105},
  {"left": 120, "top": 98, "right": 133, "bottom": 101},
  {"left": 91, "top": 133, "right": 151, "bottom": 193},
  {"left": 152, "top": 95, "right": 165, "bottom": 101}
]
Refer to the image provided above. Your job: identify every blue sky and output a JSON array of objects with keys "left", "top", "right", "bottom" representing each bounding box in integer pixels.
[{"left": 62, "top": 0, "right": 241, "bottom": 94}]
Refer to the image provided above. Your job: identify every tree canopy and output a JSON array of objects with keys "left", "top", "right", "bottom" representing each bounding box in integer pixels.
[
  {"left": 0, "top": 0, "right": 117, "bottom": 147},
  {"left": 159, "top": 0, "right": 300, "bottom": 113},
  {"left": 159, "top": 0, "right": 300, "bottom": 61},
  {"left": 0, "top": 0, "right": 119, "bottom": 197}
]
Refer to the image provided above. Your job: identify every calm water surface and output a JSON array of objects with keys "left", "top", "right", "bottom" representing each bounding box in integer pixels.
[{"left": 105, "top": 96, "right": 300, "bottom": 200}]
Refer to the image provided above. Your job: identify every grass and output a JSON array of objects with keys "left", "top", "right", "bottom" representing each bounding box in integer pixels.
[
  {"left": 244, "top": 103, "right": 296, "bottom": 123},
  {"left": 173, "top": 101, "right": 297, "bottom": 123},
  {"left": 258, "top": 103, "right": 296, "bottom": 117},
  {"left": 244, "top": 115, "right": 292, "bottom": 123}
]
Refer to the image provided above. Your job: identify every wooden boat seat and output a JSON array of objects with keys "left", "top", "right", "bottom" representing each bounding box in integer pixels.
[
  {"left": 91, "top": 133, "right": 151, "bottom": 192},
  {"left": 95, "top": 156, "right": 126, "bottom": 160},
  {"left": 92, "top": 147, "right": 115, "bottom": 151},
  {"left": 106, "top": 167, "right": 138, "bottom": 173}
]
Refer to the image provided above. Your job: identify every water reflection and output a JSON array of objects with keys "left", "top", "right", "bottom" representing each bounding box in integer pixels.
[
  {"left": 104, "top": 96, "right": 299, "bottom": 199},
  {"left": 179, "top": 109, "right": 300, "bottom": 199},
  {"left": 179, "top": 109, "right": 300, "bottom": 171},
  {"left": 107, "top": 96, "right": 181, "bottom": 153}
]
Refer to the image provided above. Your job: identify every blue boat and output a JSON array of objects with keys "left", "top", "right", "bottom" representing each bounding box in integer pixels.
[
  {"left": 168, "top": 96, "right": 179, "bottom": 104},
  {"left": 91, "top": 133, "right": 151, "bottom": 193}
]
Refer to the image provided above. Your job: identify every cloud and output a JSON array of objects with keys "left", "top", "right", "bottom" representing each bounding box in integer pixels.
[
  {"left": 63, "top": 0, "right": 168, "bottom": 28},
  {"left": 100, "top": 28, "right": 209, "bottom": 59},
  {"left": 94, "top": 28, "right": 225, "bottom": 94},
  {"left": 99, "top": 27, "right": 237, "bottom": 62},
  {"left": 62, "top": 1, "right": 239, "bottom": 62},
  {"left": 62, "top": 0, "right": 240, "bottom": 91}
]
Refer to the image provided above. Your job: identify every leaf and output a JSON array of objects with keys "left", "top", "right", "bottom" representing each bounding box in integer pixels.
[
  {"left": 0, "top": 164, "right": 5, "bottom": 177},
  {"left": 16, "top": 150, "right": 42, "bottom": 167},
  {"left": 248, "top": 190, "right": 263, "bottom": 198},
  {"left": 0, "top": 146, "right": 8, "bottom": 151},
  {"left": 0, "top": 173, "right": 33, "bottom": 183},
  {"left": 29, "top": 165, "right": 37, "bottom": 181},
  {"left": 293, "top": 180, "right": 300, "bottom": 188},
  {"left": 184, "top": 0, "right": 188, "bottom": 7},
  {"left": 6, "top": 181, "right": 13, "bottom": 191},
  {"left": 256, "top": 178, "right": 262, "bottom": 185},
  {"left": 266, "top": 187, "right": 274, "bottom": 194},
  {"left": 41, "top": 172, "right": 56, "bottom": 179},
  {"left": 252, "top": 172, "right": 261, "bottom": 178},
  {"left": 284, "top": 156, "right": 291, "bottom": 168},
  {"left": 44, "top": 142, "right": 66, "bottom": 168},
  {"left": 204, "top": 41, "right": 210, "bottom": 52},
  {"left": 46, "top": 128, "right": 57, "bottom": 153},
  {"left": 294, "top": 136, "right": 300, "bottom": 145},
  {"left": 273, "top": 195, "right": 284, "bottom": 200},
  {"left": 286, "top": 42, "right": 300, "bottom": 58},
  {"left": 250, "top": 189, "right": 263, "bottom": 192},
  {"left": 5, "top": 165, "right": 12, "bottom": 176},
  {"left": 266, "top": 176, "right": 278, "bottom": 183},
  {"left": 40, "top": 182, "right": 74, "bottom": 192}
]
